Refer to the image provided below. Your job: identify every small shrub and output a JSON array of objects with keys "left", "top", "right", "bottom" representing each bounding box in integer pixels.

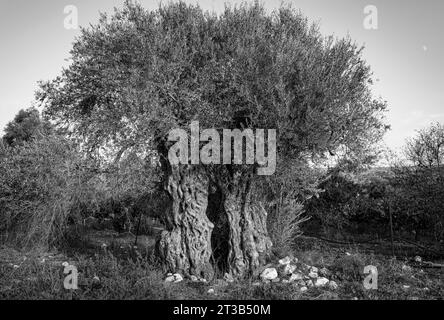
[
  {"left": 0, "top": 135, "right": 101, "bottom": 248},
  {"left": 255, "top": 160, "right": 318, "bottom": 256},
  {"left": 331, "top": 255, "right": 365, "bottom": 282},
  {"left": 268, "top": 201, "right": 309, "bottom": 257}
]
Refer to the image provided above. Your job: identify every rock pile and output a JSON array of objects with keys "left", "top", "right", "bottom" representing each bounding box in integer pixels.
[
  {"left": 163, "top": 255, "right": 339, "bottom": 293},
  {"left": 165, "top": 273, "right": 183, "bottom": 283},
  {"left": 259, "top": 256, "right": 338, "bottom": 291}
]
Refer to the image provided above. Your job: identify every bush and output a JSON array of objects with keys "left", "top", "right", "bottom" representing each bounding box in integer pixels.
[
  {"left": 0, "top": 128, "right": 164, "bottom": 248},
  {"left": 331, "top": 255, "right": 365, "bottom": 281},
  {"left": 305, "top": 161, "right": 444, "bottom": 243},
  {"left": 0, "top": 135, "right": 101, "bottom": 247},
  {"left": 267, "top": 201, "right": 308, "bottom": 256},
  {"left": 90, "top": 152, "right": 163, "bottom": 234},
  {"left": 254, "top": 160, "right": 318, "bottom": 255},
  {"left": 305, "top": 168, "right": 390, "bottom": 237},
  {"left": 388, "top": 165, "right": 444, "bottom": 241}
]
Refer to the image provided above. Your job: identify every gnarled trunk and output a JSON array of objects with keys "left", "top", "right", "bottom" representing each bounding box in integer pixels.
[
  {"left": 156, "top": 165, "right": 214, "bottom": 278},
  {"left": 156, "top": 165, "right": 272, "bottom": 279},
  {"left": 223, "top": 176, "right": 272, "bottom": 277}
]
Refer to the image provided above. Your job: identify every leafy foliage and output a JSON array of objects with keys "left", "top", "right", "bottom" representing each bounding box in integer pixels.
[
  {"left": 0, "top": 134, "right": 99, "bottom": 247},
  {"left": 253, "top": 159, "right": 320, "bottom": 252},
  {"left": 0, "top": 107, "right": 160, "bottom": 247},
  {"left": 306, "top": 127, "right": 444, "bottom": 243},
  {"left": 305, "top": 167, "right": 390, "bottom": 236},
  {"left": 38, "top": 1, "right": 387, "bottom": 167},
  {"left": 389, "top": 165, "right": 444, "bottom": 241},
  {"left": 2, "top": 107, "right": 52, "bottom": 147},
  {"left": 405, "top": 122, "right": 444, "bottom": 168}
]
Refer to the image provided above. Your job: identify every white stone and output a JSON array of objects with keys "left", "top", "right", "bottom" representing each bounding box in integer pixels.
[
  {"left": 315, "top": 277, "right": 329, "bottom": 287},
  {"left": 173, "top": 273, "right": 183, "bottom": 283},
  {"left": 279, "top": 256, "right": 292, "bottom": 265},
  {"left": 165, "top": 275, "right": 175, "bottom": 282},
  {"left": 283, "top": 264, "right": 297, "bottom": 275},
  {"left": 207, "top": 288, "right": 215, "bottom": 294},
  {"left": 190, "top": 275, "right": 198, "bottom": 282},
  {"left": 328, "top": 281, "right": 338, "bottom": 290},
  {"left": 289, "top": 273, "right": 303, "bottom": 282},
  {"left": 165, "top": 273, "right": 183, "bottom": 283},
  {"left": 300, "top": 286, "right": 308, "bottom": 292},
  {"left": 260, "top": 268, "right": 278, "bottom": 281},
  {"left": 310, "top": 266, "right": 319, "bottom": 273}
]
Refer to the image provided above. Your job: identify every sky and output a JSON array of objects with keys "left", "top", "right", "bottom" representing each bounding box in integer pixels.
[{"left": 0, "top": 0, "right": 443, "bottom": 152}]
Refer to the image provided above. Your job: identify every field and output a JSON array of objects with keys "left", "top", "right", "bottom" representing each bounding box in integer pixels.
[{"left": 1, "top": 230, "right": 442, "bottom": 300}]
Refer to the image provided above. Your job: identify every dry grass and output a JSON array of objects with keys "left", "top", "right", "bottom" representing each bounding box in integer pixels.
[
  {"left": 268, "top": 201, "right": 310, "bottom": 257},
  {"left": 1, "top": 234, "right": 442, "bottom": 300}
]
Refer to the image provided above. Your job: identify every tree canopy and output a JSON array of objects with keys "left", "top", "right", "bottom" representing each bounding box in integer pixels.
[
  {"left": 2, "top": 108, "right": 52, "bottom": 147},
  {"left": 405, "top": 122, "right": 444, "bottom": 168},
  {"left": 38, "top": 1, "right": 388, "bottom": 166}
]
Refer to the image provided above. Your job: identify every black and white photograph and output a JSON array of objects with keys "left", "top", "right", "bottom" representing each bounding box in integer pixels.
[{"left": 0, "top": 0, "right": 443, "bottom": 307}]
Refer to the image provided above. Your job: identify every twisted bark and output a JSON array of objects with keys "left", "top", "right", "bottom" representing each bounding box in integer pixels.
[
  {"left": 155, "top": 164, "right": 272, "bottom": 279},
  {"left": 223, "top": 175, "right": 272, "bottom": 277},
  {"left": 156, "top": 165, "right": 214, "bottom": 278}
]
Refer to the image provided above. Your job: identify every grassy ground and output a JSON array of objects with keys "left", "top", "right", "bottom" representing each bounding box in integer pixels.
[{"left": 0, "top": 232, "right": 442, "bottom": 300}]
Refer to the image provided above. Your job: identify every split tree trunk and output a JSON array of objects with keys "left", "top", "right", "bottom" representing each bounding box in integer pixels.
[{"left": 156, "top": 165, "right": 272, "bottom": 279}]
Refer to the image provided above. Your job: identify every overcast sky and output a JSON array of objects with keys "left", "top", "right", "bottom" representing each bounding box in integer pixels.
[{"left": 0, "top": 0, "right": 443, "bottom": 152}]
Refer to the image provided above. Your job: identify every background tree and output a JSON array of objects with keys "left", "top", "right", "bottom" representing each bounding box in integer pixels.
[
  {"left": 405, "top": 122, "right": 444, "bottom": 168},
  {"left": 0, "top": 134, "right": 98, "bottom": 246},
  {"left": 2, "top": 107, "right": 52, "bottom": 147},
  {"left": 388, "top": 122, "right": 444, "bottom": 241},
  {"left": 37, "top": 1, "right": 387, "bottom": 278}
]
